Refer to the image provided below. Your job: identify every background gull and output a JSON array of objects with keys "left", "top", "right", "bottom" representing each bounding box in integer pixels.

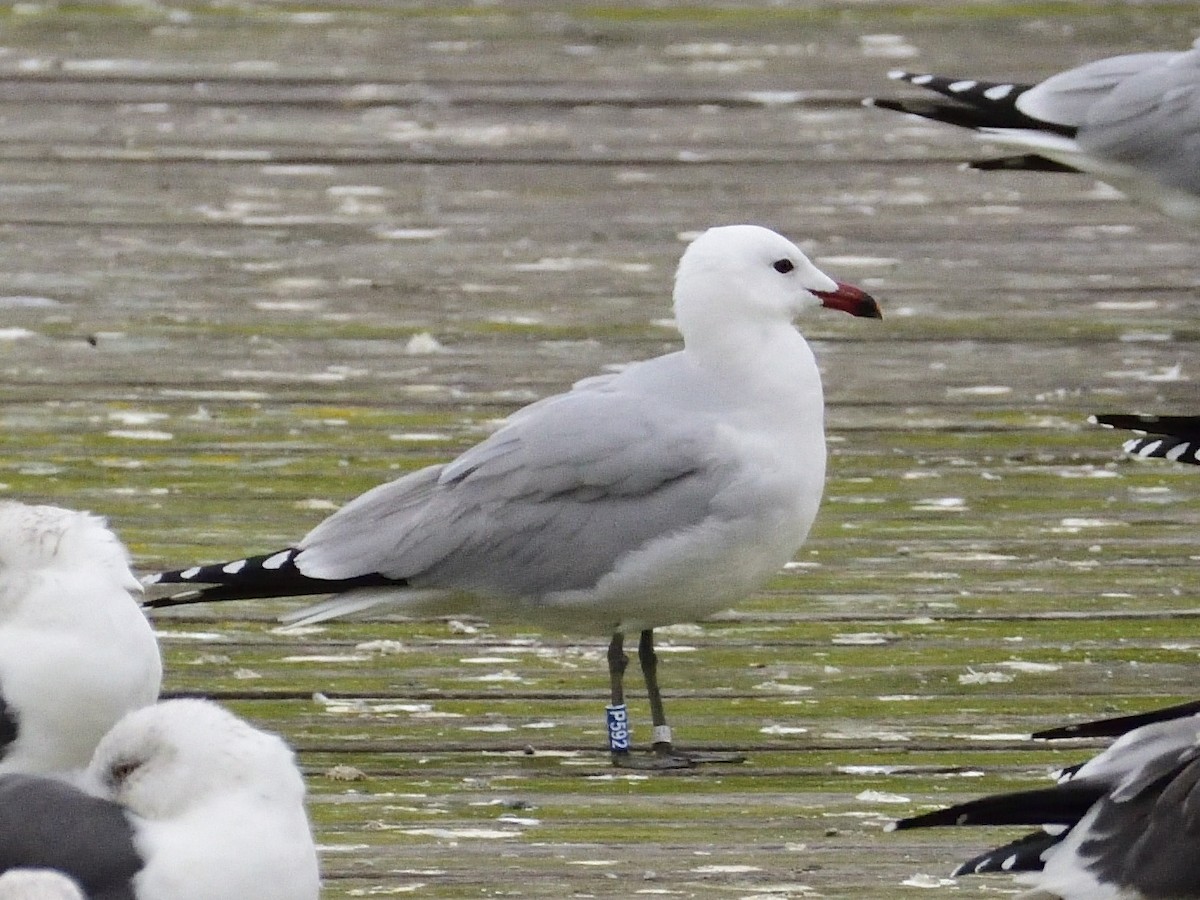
[
  {"left": 889, "top": 714, "right": 1200, "bottom": 899},
  {"left": 144, "top": 224, "right": 881, "bottom": 768},
  {"left": 0, "top": 698, "right": 320, "bottom": 899},
  {"left": 866, "top": 41, "right": 1200, "bottom": 223},
  {"left": 1089, "top": 413, "right": 1200, "bottom": 466},
  {"left": 0, "top": 502, "right": 161, "bottom": 776}
]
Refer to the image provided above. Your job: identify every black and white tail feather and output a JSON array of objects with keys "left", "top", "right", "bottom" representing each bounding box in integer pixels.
[
  {"left": 142, "top": 549, "right": 404, "bottom": 609},
  {"left": 1091, "top": 414, "right": 1200, "bottom": 466}
]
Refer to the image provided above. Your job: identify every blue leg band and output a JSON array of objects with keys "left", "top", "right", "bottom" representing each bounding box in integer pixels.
[{"left": 605, "top": 704, "right": 631, "bottom": 752}]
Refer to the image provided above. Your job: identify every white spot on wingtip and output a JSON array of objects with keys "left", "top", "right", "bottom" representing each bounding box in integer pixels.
[
  {"left": 262, "top": 551, "right": 292, "bottom": 570},
  {"left": 1001, "top": 854, "right": 1018, "bottom": 871},
  {"left": 141, "top": 573, "right": 162, "bottom": 585},
  {"left": 983, "top": 83, "right": 1015, "bottom": 100},
  {"left": 911, "top": 74, "right": 934, "bottom": 85},
  {"left": 948, "top": 79, "right": 977, "bottom": 92},
  {"left": 180, "top": 566, "right": 202, "bottom": 580},
  {"left": 886, "top": 69, "right": 909, "bottom": 80},
  {"left": 222, "top": 559, "right": 247, "bottom": 575}
]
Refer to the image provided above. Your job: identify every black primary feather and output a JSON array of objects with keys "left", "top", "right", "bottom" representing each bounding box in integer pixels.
[
  {"left": 867, "top": 71, "right": 1075, "bottom": 135},
  {"left": 951, "top": 828, "right": 1064, "bottom": 876},
  {"left": 1091, "top": 414, "right": 1200, "bottom": 466},
  {"left": 1035, "top": 699, "right": 1200, "bottom": 741},
  {"left": 142, "top": 549, "right": 404, "bottom": 609},
  {"left": 891, "top": 780, "right": 1103, "bottom": 832},
  {"left": 970, "top": 154, "right": 1080, "bottom": 173}
]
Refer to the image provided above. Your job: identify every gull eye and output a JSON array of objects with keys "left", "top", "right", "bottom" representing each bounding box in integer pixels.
[
  {"left": 772, "top": 258, "right": 794, "bottom": 274},
  {"left": 107, "top": 758, "right": 141, "bottom": 789}
]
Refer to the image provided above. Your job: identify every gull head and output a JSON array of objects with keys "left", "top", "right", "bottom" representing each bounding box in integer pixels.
[
  {"left": 673, "top": 225, "right": 880, "bottom": 341},
  {"left": 0, "top": 502, "right": 142, "bottom": 615},
  {"left": 87, "top": 698, "right": 306, "bottom": 821}
]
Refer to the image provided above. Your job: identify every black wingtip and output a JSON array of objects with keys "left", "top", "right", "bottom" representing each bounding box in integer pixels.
[
  {"left": 1034, "top": 699, "right": 1200, "bottom": 740},
  {"left": 1087, "top": 414, "right": 1200, "bottom": 467},
  {"left": 870, "top": 71, "right": 1073, "bottom": 136},
  {"left": 949, "top": 829, "right": 1064, "bottom": 876},
  {"left": 141, "top": 549, "right": 406, "bottom": 609},
  {"left": 968, "top": 154, "right": 1081, "bottom": 174},
  {"left": 1090, "top": 414, "right": 1200, "bottom": 441}
]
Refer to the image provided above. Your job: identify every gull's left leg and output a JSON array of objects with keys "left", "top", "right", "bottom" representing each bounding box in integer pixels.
[{"left": 638, "top": 629, "right": 745, "bottom": 766}]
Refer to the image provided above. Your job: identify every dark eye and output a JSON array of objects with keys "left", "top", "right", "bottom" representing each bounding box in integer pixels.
[
  {"left": 108, "top": 758, "right": 141, "bottom": 788},
  {"left": 772, "top": 259, "right": 794, "bottom": 274}
]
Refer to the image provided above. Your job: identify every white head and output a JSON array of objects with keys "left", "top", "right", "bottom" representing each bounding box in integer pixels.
[
  {"left": 0, "top": 502, "right": 142, "bottom": 622},
  {"left": 672, "top": 225, "right": 879, "bottom": 347},
  {"left": 87, "top": 699, "right": 307, "bottom": 821}
]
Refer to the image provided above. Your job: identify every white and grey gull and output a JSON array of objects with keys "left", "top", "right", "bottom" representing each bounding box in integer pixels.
[
  {"left": 866, "top": 41, "right": 1200, "bottom": 223},
  {"left": 0, "top": 501, "right": 161, "bottom": 776},
  {"left": 143, "top": 224, "right": 882, "bottom": 768},
  {"left": 0, "top": 698, "right": 320, "bottom": 899},
  {"left": 889, "top": 712, "right": 1200, "bottom": 899}
]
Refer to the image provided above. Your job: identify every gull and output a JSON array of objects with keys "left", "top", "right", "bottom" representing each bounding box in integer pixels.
[
  {"left": 0, "top": 501, "right": 162, "bottom": 775},
  {"left": 1089, "top": 413, "right": 1200, "bottom": 466},
  {"left": 0, "top": 698, "right": 320, "bottom": 899},
  {"left": 889, "top": 714, "right": 1200, "bottom": 899},
  {"left": 865, "top": 42, "right": 1200, "bottom": 222},
  {"left": 143, "top": 224, "right": 882, "bottom": 768}
]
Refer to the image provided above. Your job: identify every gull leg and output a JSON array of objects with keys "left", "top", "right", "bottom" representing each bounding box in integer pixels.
[
  {"left": 639, "top": 628, "right": 745, "bottom": 767},
  {"left": 606, "top": 632, "right": 690, "bottom": 769},
  {"left": 606, "top": 633, "right": 636, "bottom": 767}
]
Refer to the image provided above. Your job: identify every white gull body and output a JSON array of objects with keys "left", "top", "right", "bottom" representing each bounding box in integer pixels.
[{"left": 0, "top": 502, "right": 162, "bottom": 775}]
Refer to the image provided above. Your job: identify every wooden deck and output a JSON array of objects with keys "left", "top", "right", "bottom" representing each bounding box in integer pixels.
[{"left": 1, "top": 3, "right": 1198, "bottom": 897}]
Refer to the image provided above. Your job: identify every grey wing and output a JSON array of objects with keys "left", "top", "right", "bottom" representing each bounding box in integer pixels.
[
  {"left": 1082, "top": 747, "right": 1200, "bottom": 896},
  {"left": 1017, "top": 51, "right": 1181, "bottom": 127},
  {"left": 297, "top": 384, "right": 725, "bottom": 596},
  {"left": 1080, "top": 49, "right": 1200, "bottom": 193},
  {"left": 0, "top": 775, "right": 140, "bottom": 898}
]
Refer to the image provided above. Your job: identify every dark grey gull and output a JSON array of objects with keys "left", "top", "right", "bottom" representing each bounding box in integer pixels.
[
  {"left": 890, "top": 713, "right": 1200, "bottom": 899},
  {"left": 866, "top": 41, "right": 1200, "bottom": 222},
  {"left": 141, "top": 224, "right": 882, "bottom": 768},
  {"left": 0, "top": 698, "right": 319, "bottom": 899},
  {"left": 0, "top": 502, "right": 161, "bottom": 775}
]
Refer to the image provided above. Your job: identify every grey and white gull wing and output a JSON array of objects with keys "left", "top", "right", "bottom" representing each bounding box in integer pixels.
[
  {"left": 866, "top": 41, "right": 1200, "bottom": 222},
  {"left": 143, "top": 224, "right": 882, "bottom": 768}
]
